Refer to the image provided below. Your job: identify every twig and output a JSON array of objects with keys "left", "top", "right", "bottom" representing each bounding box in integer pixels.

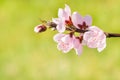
[
  {"left": 105, "top": 32, "right": 120, "bottom": 38},
  {"left": 47, "top": 22, "right": 120, "bottom": 38}
]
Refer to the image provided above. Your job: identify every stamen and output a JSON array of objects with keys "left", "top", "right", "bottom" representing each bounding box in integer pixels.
[
  {"left": 78, "top": 24, "right": 82, "bottom": 29},
  {"left": 65, "top": 16, "right": 73, "bottom": 26}
]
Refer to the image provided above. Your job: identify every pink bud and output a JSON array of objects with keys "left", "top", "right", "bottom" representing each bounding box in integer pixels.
[{"left": 34, "top": 25, "right": 47, "bottom": 33}]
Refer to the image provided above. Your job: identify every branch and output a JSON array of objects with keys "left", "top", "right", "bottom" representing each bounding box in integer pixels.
[
  {"left": 105, "top": 32, "right": 120, "bottom": 38},
  {"left": 47, "top": 22, "right": 120, "bottom": 38}
]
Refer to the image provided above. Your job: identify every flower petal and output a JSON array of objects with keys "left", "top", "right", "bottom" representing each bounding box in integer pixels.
[
  {"left": 87, "top": 40, "right": 98, "bottom": 48},
  {"left": 52, "top": 18, "right": 59, "bottom": 24},
  {"left": 56, "top": 24, "right": 65, "bottom": 33},
  {"left": 57, "top": 41, "right": 73, "bottom": 53},
  {"left": 58, "top": 7, "right": 69, "bottom": 20},
  {"left": 97, "top": 42, "right": 106, "bottom": 52},
  {"left": 58, "top": 8, "right": 65, "bottom": 18},
  {"left": 84, "top": 15, "right": 92, "bottom": 26},
  {"left": 64, "top": 4, "right": 71, "bottom": 20},
  {"left": 53, "top": 33, "right": 65, "bottom": 43},
  {"left": 61, "top": 34, "right": 71, "bottom": 43},
  {"left": 72, "top": 12, "right": 83, "bottom": 28},
  {"left": 74, "top": 47, "right": 82, "bottom": 56},
  {"left": 56, "top": 18, "right": 66, "bottom": 33},
  {"left": 97, "top": 36, "right": 106, "bottom": 52},
  {"left": 73, "top": 38, "right": 82, "bottom": 55}
]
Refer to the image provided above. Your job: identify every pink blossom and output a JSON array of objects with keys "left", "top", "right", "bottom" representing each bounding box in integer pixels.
[
  {"left": 72, "top": 12, "right": 92, "bottom": 29},
  {"left": 52, "top": 4, "right": 71, "bottom": 33},
  {"left": 83, "top": 26, "right": 106, "bottom": 52},
  {"left": 53, "top": 33, "right": 83, "bottom": 55},
  {"left": 53, "top": 33, "right": 73, "bottom": 53}
]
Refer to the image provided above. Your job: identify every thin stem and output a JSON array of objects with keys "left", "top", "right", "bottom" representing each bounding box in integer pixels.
[
  {"left": 75, "top": 28, "right": 88, "bottom": 33},
  {"left": 105, "top": 32, "right": 120, "bottom": 38}
]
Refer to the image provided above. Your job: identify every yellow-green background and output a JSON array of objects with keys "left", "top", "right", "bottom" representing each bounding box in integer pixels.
[{"left": 0, "top": 0, "right": 120, "bottom": 80}]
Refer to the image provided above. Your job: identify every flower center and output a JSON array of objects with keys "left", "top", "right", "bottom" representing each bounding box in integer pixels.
[
  {"left": 65, "top": 16, "right": 73, "bottom": 26},
  {"left": 78, "top": 22, "right": 88, "bottom": 30}
]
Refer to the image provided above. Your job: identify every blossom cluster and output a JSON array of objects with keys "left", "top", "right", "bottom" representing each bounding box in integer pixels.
[{"left": 34, "top": 4, "right": 106, "bottom": 55}]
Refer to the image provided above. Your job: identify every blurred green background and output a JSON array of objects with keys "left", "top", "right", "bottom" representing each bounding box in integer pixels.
[{"left": 0, "top": 0, "right": 120, "bottom": 80}]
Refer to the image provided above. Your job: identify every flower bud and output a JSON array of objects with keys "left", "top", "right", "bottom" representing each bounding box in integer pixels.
[{"left": 34, "top": 24, "right": 47, "bottom": 33}]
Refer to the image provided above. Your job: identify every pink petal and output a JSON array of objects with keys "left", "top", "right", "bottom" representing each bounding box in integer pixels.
[
  {"left": 61, "top": 35, "right": 71, "bottom": 43},
  {"left": 57, "top": 41, "right": 72, "bottom": 53},
  {"left": 89, "top": 26, "right": 103, "bottom": 34},
  {"left": 64, "top": 4, "right": 71, "bottom": 20},
  {"left": 58, "top": 8, "right": 65, "bottom": 18},
  {"left": 56, "top": 24, "right": 65, "bottom": 33},
  {"left": 58, "top": 6, "right": 70, "bottom": 20},
  {"left": 87, "top": 40, "right": 98, "bottom": 48},
  {"left": 56, "top": 18, "right": 66, "bottom": 33},
  {"left": 97, "top": 36, "right": 106, "bottom": 52},
  {"left": 97, "top": 42, "right": 106, "bottom": 52},
  {"left": 83, "top": 31, "right": 94, "bottom": 41},
  {"left": 52, "top": 18, "right": 59, "bottom": 24},
  {"left": 73, "top": 38, "right": 82, "bottom": 55},
  {"left": 83, "top": 15, "right": 92, "bottom": 26},
  {"left": 53, "top": 33, "right": 65, "bottom": 43},
  {"left": 74, "top": 47, "right": 82, "bottom": 56},
  {"left": 72, "top": 12, "right": 83, "bottom": 28},
  {"left": 57, "top": 42, "right": 69, "bottom": 53}
]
